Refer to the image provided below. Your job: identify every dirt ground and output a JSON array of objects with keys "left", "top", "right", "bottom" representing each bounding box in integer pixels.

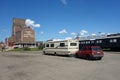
[{"left": 0, "top": 51, "right": 120, "bottom": 80}]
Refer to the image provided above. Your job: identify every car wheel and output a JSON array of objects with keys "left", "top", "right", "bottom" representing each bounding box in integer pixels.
[
  {"left": 75, "top": 53, "right": 79, "bottom": 58},
  {"left": 86, "top": 54, "right": 91, "bottom": 60},
  {"left": 43, "top": 51, "right": 46, "bottom": 55},
  {"left": 97, "top": 57, "right": 102, "bottom": 60}
]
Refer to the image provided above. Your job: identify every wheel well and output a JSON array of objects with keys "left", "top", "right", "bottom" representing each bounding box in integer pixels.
[
  {"left": 86, "top": 54, "right": 91, "bottom": 60},
  {"left": 54, "top": 52, "right": 57, "bottom": 55}
]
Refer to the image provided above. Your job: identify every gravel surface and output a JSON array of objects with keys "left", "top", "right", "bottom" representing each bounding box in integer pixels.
[{"left": 0, "top": 51, "right": 120, "bottom": 80}]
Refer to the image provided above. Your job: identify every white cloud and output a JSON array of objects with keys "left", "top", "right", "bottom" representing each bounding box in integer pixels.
[
  {"left": 34, "top": 24, "right": 40, "bottom": 27},
  {"left": 79, "top": 30, "right": 88, "bottom": 36},
  {"left": 107, "top": 33, "right": 111, "bottom": 35},
  {"left": 61, "top": 0, "right": 67, "bottom": 5},
  {"left": 65, "top": 37, "right": 72, "bottom": 40},
  {"left": 53, "top": 37, "right": 72, "bottom": 41},
  {"left": 101, "top": 33, "right": 105, "bottom": 35},
  {"left": 59, "top": 29, "right": 67, "bottom": 34},
  {"left": 53, "top": 39, "right": 63, "bottom": 41},
  {"left": 92, "top": 33, "right": 96, "bottom": 36},
  {"left": 25, "top": 19, "right": 40, "bottom": 28},
  {"left": 40, "top": 31, "right": 44, "bottom": 35},
  {"left": 71, "top": 32, "right": 76, "bottom": 35}
]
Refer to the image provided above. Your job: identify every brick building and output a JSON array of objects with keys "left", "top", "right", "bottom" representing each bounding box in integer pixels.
[
  {"left": 7, "top": 18, "right": 36, "bottom": 48},
  {"left": 0, "top": 42, "right": 5, "bottom": 49}
]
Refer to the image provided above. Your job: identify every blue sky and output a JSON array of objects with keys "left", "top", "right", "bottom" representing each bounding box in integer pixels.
[{"left": 0, "top": 0, "right": 120, "bottom": 41}]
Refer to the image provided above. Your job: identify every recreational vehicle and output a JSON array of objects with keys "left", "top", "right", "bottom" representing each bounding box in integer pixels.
[{"left": 43, "top": 39, "right": 79, "bottom": 56}]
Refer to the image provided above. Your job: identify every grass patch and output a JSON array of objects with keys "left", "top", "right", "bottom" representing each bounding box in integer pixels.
[
  {"left": 8, "top": 47, "right": 41, "bottom": 52},
  {"left": 30, "top": 48, "right": 40, "bottom": 51},
  {"left": 10, "top": 48, "right": 23, "bottom": 51}
]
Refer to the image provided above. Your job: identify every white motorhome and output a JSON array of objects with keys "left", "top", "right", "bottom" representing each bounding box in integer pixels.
[{"left": 43, "top": 39, "right": 79, "bottom": 56}]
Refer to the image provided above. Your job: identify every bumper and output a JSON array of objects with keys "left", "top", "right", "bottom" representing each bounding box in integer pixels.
[{"left": 92, "top": 55, "right": 104, "bottom": 58}]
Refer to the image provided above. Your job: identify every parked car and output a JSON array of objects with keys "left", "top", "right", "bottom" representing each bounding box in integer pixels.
[{"left": 76, "top": 46, "right": 104, "bottom": 60}]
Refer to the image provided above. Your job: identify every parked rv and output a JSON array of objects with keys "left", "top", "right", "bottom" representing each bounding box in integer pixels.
[{"left": 43, "top": 39, "right": 79, "bottom": 56}]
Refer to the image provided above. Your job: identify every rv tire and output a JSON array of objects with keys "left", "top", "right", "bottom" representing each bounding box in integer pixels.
[
  {"left": 43, "top": 51, "right": 46, "bottom": 55},
  {"left": 54, "top": 52, "right": 57, "bottom": 56}
]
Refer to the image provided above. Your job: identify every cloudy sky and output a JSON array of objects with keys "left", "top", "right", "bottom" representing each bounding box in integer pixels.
[{"left": 0, "top": 0, "right": 120, "bottom": 41}]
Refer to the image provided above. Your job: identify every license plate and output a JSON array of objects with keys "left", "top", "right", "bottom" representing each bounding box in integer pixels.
[{"left": 97, "top": 52, "right": 100, "bottom": 54}]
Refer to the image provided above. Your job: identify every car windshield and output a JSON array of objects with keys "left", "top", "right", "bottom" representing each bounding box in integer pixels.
[{"left": 92, "top": 47, "right": 102, "bottom": 51}]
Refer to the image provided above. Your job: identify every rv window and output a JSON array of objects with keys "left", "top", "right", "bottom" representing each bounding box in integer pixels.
[
  {"left": 70, "top": 43, "right": 77, "bottom": 46},
  {"left": 60, "top": 43, "right": 65, "bottom": 47},
  {"left": 46, "top": 44, "right": 49, "bottom": 47},
  {"left": 51, "top": 44, "right": 54, "bottom": 47}
]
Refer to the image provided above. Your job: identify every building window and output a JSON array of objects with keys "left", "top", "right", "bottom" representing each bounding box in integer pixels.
[
  {"left": 85, "top": 41, "right": 90, "bottom": 44},
  {"left": 91, "top": 41, "right": 94, "bottom": 43},
  {"left": 96, "top": 40, "right": 102, "bottom": 43},
  {"left": 81, "top": 42, "right": 82, "bottom": 44},
  {"left": 100, "top": 40, "right": 102, "bottom": 43},
  {"left": 81, "top": 42, "right": 83, "bottom": 44},
  {"left": 110, "top": 39, "right": 117, "bottom": 43},
  {"left": 88, "top": 41, "right": 90, "bottom": 44},
  {"left": 80, "top": 42, "right": 81, "bottom": 44},
  {"left": 96, "top": 41, "right": 99, "bottom": 43},
  {"left": 83, "top": 42, "right": 85, "bottom": 44},
  {"left": 113, "top": 39, "right": 117, "bottom": 43},
  {"left": 110, "top": 39, "right": 113, "bottom": 43}
]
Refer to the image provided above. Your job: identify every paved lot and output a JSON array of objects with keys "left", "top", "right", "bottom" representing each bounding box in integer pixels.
[{"left": 0, "top": 51, "right": 120, "bottom": 80}]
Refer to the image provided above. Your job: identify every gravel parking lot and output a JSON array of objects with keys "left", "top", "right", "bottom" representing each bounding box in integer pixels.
[{"left": 0, "top": 51, "right": 120, "bottom": 80}]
